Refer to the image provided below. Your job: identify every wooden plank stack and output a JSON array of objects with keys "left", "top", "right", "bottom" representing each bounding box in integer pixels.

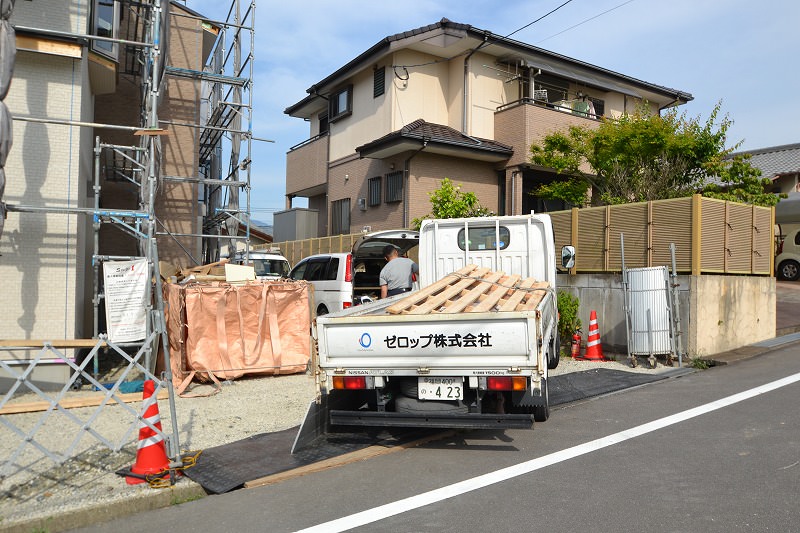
[{"left": 386, "top": 265, "right": 551, "bottom": 315}]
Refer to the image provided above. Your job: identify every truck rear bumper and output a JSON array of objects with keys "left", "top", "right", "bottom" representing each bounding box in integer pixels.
[{"left": 329, "top": 409, "right": 534, "bottom": 430}]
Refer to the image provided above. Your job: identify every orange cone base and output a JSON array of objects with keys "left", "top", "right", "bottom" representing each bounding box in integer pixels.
[
  {"left": 125, "top": 442, "right": 171, "bottom": 485},
  {"left": 579, "top": 349, "right": 606, "bottom": 361}
]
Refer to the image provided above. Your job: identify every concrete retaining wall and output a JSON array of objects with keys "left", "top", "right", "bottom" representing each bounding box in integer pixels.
[{"left": 557, "top": 273, "right": 775, "bottom": 358}]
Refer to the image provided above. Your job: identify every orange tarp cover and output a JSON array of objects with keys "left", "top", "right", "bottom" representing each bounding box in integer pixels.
[{"left": 164, "top": 280, "right": 311, "bottom": 393}]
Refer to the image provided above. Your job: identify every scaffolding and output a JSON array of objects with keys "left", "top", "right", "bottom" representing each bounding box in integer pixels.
[{"left": 0, "top": 0, "right": 257, "bottom": 480}]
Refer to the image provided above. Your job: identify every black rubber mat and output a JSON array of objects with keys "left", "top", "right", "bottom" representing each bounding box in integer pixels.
[
  {"left": 550, "top": 367, "right": 669, "bottom": 406},
  {"left": 184, "top": 426, "right": 439, "bottom": 494},
  {"left": 185, "top": 368, "right": 679, "bottom": 494}
]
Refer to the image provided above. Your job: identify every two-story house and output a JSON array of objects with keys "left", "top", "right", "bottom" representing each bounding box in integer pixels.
[{"left": 283, "top": 18, "right": 693, "bottom": 237}]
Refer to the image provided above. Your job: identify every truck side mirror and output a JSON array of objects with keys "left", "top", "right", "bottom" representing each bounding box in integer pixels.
[{"left": 561, "top": 245, "right": 575, "bottom": 269}]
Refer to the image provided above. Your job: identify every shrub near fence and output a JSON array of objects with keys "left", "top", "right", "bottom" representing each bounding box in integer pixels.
[
  {"left": 266, "top": 195, "right": 774, "bottom": 276},
  {"left": 549, "top": 195, "right": 774, "bottom": 275}
]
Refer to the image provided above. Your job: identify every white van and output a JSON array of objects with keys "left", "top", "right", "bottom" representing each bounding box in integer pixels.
[
  {"left": 288, "top": 230, "right": 419, "bottom": 315},
  {"left": 232, "top": 250, "right": 291, "bottom": 280},
  {"left": 776, "top": 223, "right": 800, "bottom": 281}
]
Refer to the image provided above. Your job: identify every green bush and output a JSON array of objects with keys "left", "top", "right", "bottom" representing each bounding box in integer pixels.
[{"left": 557, "top": 290, "right": 581, "bottom": 354}]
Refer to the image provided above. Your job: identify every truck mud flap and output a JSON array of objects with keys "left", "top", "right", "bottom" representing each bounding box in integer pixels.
[{"left": 329, "top": 410, "right": 534, "bottom": 430}]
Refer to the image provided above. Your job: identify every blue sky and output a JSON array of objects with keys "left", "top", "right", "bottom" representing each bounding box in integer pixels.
[{"left": 187, "top": 0, "right": 800, "bottom": 224}]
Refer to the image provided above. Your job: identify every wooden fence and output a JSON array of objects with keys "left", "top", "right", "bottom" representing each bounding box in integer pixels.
[
  {"left": 265, "top": 195, "right": 775, "bottom": 276},
  {"left": 549, "top": 195, "right": 774, "bottom": 275}
]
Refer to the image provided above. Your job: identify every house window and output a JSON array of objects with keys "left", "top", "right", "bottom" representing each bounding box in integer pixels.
[
  {"left": 533, "top": 73, "right": 569, "bottom": 105},
  {"left": 385, "top": 171, "right": 403, "bottom": 203},
  {"left": 368, "top": 177, "right": 381, "bottom": 206},
  {"left": 374, "top": 67, "right": 385, "bottom": 98},
  {"left": 588, "top": 97, "right": 604, "bottom": 118},
  {"left": 331, "top": 198, "right": 351, "bottom": 235},
  {"left": 329, "top": 85, "right": 352, "bottom": 122},
  {"left": 318, "top": 112, "right": 329, "bottom": 135},
  {"left": 91, "top": 0, "right": 119, "bottom": 60}
]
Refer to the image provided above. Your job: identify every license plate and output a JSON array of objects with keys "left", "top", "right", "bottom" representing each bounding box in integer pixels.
[{"left": 418, "top": 377, "right": 464, "bottom": 400}]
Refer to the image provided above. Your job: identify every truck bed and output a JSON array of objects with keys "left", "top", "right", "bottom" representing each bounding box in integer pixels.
[{"left": 316, "top": 266, "right": 555, "bottom": 373}]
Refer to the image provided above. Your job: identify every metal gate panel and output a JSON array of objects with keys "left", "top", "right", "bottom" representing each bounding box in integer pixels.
[{"left": 627, "top": 266, "right": 672, "bottom": 355}]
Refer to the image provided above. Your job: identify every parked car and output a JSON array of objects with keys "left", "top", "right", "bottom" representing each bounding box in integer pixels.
[
  {"left": 288, "top": 230, "right": 419, "bottom": 315},
  {"left": 232, "top": 250, "right": 291, "bottom": 280},
  {"left": 776, "top": 223, "right": 800, "bottom": 281}
]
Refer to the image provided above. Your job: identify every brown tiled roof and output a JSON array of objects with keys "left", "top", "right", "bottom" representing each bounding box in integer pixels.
[{"left": 357, "top": 119, "right": 513, "bottom": 157}]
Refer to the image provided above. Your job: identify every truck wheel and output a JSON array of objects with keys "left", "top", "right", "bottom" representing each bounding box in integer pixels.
[
  {"left": 394, "top": 395, "right": 469, "bottom": 414},
  {"left": 317, "top": 304, "right": 329, "bottom": 316},
  {"left": 532, "top": 379, "right": 549, "bottom": 422},
  {"left": 399, "top": 378, "right": 418, "bottom": 398},
  {"left": 547, "top": 334, "right": 560, "bottom": 370}
]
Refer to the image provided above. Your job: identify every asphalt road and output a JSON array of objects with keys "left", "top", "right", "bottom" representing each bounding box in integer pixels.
[{"left": 76, "top": 343, "right": 800, "bottom": 533}]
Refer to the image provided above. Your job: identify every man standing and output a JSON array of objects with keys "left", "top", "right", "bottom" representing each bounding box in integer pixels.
[{"left": 379, "top": 244, "right": 419, "bottom": 298}]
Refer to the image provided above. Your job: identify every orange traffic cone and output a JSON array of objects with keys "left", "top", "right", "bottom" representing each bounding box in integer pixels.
[
  {"left": 582, "top": 310, "right": 606, "bottom": 361},
  {"left": 126, "top": 380, "right": 171, "bottom": 485}
]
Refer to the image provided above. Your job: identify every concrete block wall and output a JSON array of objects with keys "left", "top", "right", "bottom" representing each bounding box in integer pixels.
[{"left": 558, "top": 273, "right": 774, "bottom": 359}]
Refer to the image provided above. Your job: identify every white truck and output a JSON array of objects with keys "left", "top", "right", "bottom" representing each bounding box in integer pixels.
[{"left": 293, "top": 214, "right": 574, "bottom": 452}]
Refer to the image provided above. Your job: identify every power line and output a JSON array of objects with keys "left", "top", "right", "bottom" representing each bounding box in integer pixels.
[
  {"left": 536, "top": 0, "right": 638, "bottom": 44},
  {"left": 502, "top": 0, "right": 576, "bottom": 41},
  {"left": 392, "top": 0, "right": 576, "bottom": 72}
]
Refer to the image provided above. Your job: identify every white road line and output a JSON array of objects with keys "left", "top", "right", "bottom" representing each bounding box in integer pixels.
[{"left": 295, "top": 372, "right": 800, "bottom": 533}]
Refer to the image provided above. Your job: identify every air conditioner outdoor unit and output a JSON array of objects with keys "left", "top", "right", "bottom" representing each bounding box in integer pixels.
[{"left": 357, "top": 197, "right": 367, "bottom": 211}]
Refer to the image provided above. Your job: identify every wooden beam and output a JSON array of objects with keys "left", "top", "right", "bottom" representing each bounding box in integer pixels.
[
  {"left": 0, "top": 389, "right": 169, "bottom": 415},
  {"left": 16, "top": 34, "right": 82, "bottom": 58},
  {"left": 0, "top": 339, "right": 107, "bottom": 349}
]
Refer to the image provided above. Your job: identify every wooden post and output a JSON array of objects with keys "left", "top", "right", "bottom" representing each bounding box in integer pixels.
[
  {"left": 770, "top": 205, "right": 776, "bottom": 276},
  {"left": 691, "top": 194, "right": 702, "bottom": 276},
  {"left": 647, "top": 201, "right": 653, "bottom": 267},
  {"left": 570, "top": 207, "right": 579, "bottom": 275},
  {"left": 604, "top": 206, "right": 611, "bottom": 271}
]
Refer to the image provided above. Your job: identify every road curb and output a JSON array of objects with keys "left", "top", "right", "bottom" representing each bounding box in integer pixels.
[
  {"left": 0, "top": 481, "right": 206, "bottom": 533},
  {"left": 703, "top": 332, "right": 800, "bottom": 366}
]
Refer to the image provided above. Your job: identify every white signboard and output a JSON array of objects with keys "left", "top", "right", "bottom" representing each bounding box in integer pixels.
[{"left": 103, "top": 259, "right": 149, "bottom": 342}]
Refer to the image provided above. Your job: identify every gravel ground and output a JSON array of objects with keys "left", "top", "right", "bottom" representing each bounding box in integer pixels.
[{"left": 0, "top": 354, "right": 677, "bottom": 530}]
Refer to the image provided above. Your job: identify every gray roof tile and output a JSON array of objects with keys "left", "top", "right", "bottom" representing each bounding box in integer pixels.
[{"left": 729, "top": 143, "right": 800, "bottom": 179}]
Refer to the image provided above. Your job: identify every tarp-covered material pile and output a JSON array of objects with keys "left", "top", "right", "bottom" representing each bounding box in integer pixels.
[{"left": 163, "top": 279, "right": 311, "bottom": 396}]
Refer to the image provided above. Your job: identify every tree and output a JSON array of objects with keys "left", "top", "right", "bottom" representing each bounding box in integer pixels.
[
  {"left": 411, "top": 178, "right": 493, "bottom": 230},
  {"left": 702, "top": 154, "right": 785, "bottom": 207},
  {"left": 529, "top": 102, "right": 757, "bottom": 206}
]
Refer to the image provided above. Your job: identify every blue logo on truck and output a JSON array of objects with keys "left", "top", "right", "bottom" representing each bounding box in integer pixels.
[{"left": 359, "top": 333, "right": 372, "bottom": 348}]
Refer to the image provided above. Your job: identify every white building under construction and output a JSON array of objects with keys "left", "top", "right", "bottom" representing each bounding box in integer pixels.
[{"left": 0, "top": 0, "right": 256, "bottom": 386}]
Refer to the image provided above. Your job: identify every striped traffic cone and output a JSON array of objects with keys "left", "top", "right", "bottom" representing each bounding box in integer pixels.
[
  {"left": 582, "top": 310, "right": 606, "bottom": 361},
  {"left": 126, "top": 380, "right": 171, "bottom": 485}
]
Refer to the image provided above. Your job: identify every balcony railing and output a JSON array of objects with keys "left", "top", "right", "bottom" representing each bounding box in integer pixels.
[
  {"left": 495, "top": 99, "right": 602, "bottom": 167},
  {"left": 286, "top": 133, "right": 329, "bottom": 196}
]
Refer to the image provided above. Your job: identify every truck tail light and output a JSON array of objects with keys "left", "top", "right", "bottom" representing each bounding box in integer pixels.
[
  {"left": 343, "top": 301, "right": 352, "bottom": 309},
  {"left": 486, "top": 376, "right": 527, "bottom": 391},
  {"left": 332, "top": 376, "right": 366, "bottom": 390},
  {"left": 344, "top": 253, "right": 353, "bottom": 283}
]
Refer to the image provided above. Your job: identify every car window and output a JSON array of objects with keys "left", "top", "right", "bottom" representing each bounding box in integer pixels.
[
  {"left": 304, "top": 259, "right": 328, "bottom": 281},
  {"left": 289, "top": 260, "right": 307, "bottom": 280},
  {"left": 795, "top": 230, "right": 800, "bottom": 246},
  {"left": 253, "top": 259, "right": 289, "bottom": 277},
  {"left": 324, "top": 258, "right": 340, "bottom": 281}
]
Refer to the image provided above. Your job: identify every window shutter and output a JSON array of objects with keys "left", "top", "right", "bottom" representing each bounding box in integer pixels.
[{"left": 373, "top": 67, "right": 385, "bottom": 98}]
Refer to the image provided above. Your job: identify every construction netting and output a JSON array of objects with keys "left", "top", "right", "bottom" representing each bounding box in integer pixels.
[{"left": 0, "top": 0, "right": 15, "bottom": 240}]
